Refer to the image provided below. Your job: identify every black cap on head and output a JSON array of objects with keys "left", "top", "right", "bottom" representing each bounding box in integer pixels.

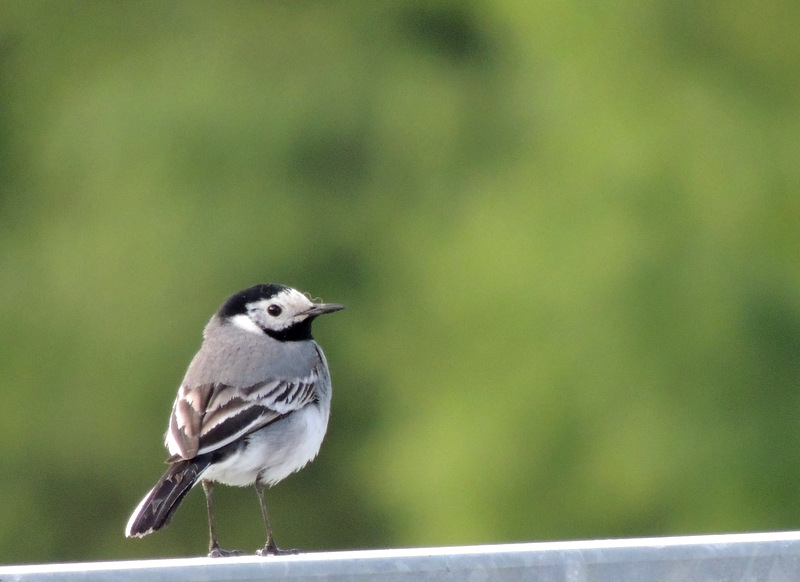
[{"left": 217, "top": 284, "right": 289, "bottom": 318}]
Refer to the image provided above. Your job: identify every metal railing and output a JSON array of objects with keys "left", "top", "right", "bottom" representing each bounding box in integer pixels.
[{"left": 3, "top": 530, "right": 800, "bottom": 581}]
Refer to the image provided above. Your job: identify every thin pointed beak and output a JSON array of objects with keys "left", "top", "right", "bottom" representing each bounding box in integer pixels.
[{"left": 305, "top": 302, "right": 345, "bottom": 317}]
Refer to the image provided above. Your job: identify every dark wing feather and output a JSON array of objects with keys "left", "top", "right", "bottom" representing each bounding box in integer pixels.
[{"left": 166, "top": 370, "right": 320, "bottom": 459}]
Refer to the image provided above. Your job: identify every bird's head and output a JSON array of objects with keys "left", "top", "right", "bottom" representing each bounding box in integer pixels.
[{"left": 218, "top": 283, "right": 344, "bottom": 341}]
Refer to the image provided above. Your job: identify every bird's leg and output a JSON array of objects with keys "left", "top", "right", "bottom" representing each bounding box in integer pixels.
[
  {"left": 202, "top": 480, "right": 243, "bottom": 558},
  {"left": 255, "top": 482, "right": 298, "bottom": 556}
]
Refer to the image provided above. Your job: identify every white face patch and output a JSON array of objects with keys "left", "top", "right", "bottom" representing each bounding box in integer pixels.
[
  {"left": 230, "top": 313, "right": 265, "bottom": 335},
  {"left": 245, "top": 287, "right": 316, "bottom": 333}
]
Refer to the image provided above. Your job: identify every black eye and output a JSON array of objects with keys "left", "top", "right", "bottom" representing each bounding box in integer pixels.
[{"left": 267, "top": 304, "right": 282, "bottom": 317}]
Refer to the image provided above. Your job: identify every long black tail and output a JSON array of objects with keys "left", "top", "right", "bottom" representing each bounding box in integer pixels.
[{"left": 125, "top": 456, "right": 212, "bottom": 538}]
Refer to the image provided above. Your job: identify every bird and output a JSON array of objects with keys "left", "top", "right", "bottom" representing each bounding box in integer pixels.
[{"left": 125, "top": 283, "right": 344, "bottom": 557}]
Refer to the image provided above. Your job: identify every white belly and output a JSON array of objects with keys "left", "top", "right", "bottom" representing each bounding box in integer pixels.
[{"left": 201, "top": 402, "right": 329, "bottom": 487}]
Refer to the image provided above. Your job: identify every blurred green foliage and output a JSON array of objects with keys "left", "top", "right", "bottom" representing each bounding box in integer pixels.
[{"left": 1, "top": 0, "right": 800, "bottom": 565}]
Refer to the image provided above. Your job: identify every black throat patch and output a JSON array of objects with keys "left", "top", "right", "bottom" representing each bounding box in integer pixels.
[{"left": 260, "top": 317, "right": 315, "bottom": 342}]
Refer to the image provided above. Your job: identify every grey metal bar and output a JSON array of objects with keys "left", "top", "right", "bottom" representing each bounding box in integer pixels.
[{"left": 3, "top": 531, "right": 800, "bottom": 581}]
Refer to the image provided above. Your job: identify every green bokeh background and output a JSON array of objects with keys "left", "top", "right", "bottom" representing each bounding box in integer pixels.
[{"left": 2, "top": 0, "right": 800, "bottom": 565}]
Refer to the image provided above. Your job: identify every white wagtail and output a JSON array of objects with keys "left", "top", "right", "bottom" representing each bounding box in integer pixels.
[{"left": 125, "top": 283, "right": 343, "bottom": 557}]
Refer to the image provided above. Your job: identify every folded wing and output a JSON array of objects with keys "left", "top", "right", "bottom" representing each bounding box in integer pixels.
[{"left": 166, "top": 369, "right": 320, "bottom": 459}]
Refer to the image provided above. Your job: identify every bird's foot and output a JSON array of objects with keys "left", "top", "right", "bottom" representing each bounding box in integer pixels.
[
  {"left": 208, "top": 545, "right": 244, "bottom": 558},
  {"left": 256, "top": 538, "right": 299, "bottom": 556}
]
